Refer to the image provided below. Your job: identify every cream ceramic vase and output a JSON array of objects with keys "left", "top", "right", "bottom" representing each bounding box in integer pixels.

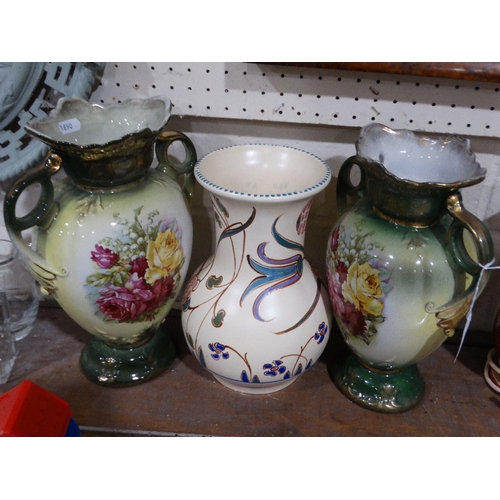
[
  {"left": 181, "top": 144, "right": 332, "bottom": 394},
  {"left": 326, "top": 123, "right": 493, "bottom": 412},
  {"left": 4, "top": 97, "right": 196, "bottom": 387}
]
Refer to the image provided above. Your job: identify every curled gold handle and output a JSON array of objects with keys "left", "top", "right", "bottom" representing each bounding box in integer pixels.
[{"left": 447, "top": 192, "right": 493, "bottom": 275}]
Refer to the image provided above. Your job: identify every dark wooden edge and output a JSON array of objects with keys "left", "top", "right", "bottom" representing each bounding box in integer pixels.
[{"left": 263, "top": 63, "right": 500, "bottom": 84}]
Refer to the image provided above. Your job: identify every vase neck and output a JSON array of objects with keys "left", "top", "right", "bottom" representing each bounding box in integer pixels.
[
  {"left": 362, "top": 160, "right": 466, "bottom": 225},
  {"left": 53, "top": 139, "right": 156, "bottom": 191},
  {"left": 211, "top": 195, "right": 310, "bottom": 252}
]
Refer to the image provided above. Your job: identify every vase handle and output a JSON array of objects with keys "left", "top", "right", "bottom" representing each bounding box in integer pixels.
[
  {"left": 336, "top": 156, "right": 366, "bottom": 215},
  {"left": 155, "top": 130, "right": 197, "bottom": 201},
  {"left": 426, "top": 192, "right": 494, "bottom": 337},
  {"left": 3, "top": 152, "right": 66, "bottom": 294},
  {"left": 447, "top": 192, "right": 493, "bottom": 275}
]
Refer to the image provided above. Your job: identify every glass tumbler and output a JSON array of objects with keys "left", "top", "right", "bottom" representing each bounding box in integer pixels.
[
  {"left": 0, "top": 239, "right": 39, "bottom": 341},
  {"left": 0, "top": 291, "right": 15, "bottom": 384}
]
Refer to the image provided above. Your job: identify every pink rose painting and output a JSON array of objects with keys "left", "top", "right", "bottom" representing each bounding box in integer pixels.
[
  {"left": 86, "top": 207, "right": 183, "bottom": 323},
  {"left": 326, "top": 224, "right": 391, "bottom": 344}
]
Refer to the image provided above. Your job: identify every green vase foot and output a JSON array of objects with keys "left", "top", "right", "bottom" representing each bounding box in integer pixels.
[
  {"left": 330, "top": 352, "right": 425, "bottom": 413},
  {"left": 80, "top": 325, "right": 176, "bottom": 387}
]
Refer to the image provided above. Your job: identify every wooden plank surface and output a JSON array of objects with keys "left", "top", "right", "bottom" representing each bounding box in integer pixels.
[
  {"left": 269, "top": 62, "right": 500, "bottom": 83},
  {"left": 1, "top": 305, "right": 499, "bottom": 437}
]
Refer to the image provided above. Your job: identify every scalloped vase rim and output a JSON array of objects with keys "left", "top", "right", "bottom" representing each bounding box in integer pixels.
[
  {"left": 24, "top": 96, "right": 172, "bottom": 149},
  {"left": 356, "top": 123, "right": 486, "bottom": 187}
]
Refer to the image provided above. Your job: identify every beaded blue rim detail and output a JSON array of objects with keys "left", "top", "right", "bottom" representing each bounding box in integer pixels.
[{"left": 195, "top": 144, "right": 331, "bottom": 200}]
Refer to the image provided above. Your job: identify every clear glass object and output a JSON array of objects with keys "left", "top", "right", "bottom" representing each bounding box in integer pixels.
[
  {"left": 0, "top": 239, "right": 39, "bottom": 342},
  {"left": 0, "top": 290, "right": 16, "bottom": 384}
]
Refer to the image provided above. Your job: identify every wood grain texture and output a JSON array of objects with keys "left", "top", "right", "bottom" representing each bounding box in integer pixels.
[
  {"left": 2, "top": 305, "right": 498, "bottom": 437},
  {"left": 267, "top": 63, "right": 500, "bottom": 83}
]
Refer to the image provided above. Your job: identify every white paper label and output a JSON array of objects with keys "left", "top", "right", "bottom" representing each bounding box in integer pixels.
[{"left": 58, "top": 118, "right": 81, "bottom": 134}]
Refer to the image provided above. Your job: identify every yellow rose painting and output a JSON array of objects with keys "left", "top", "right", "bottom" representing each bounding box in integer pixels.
[
  {"left": 326, "top": 224, "right": 391, "bottom": 344},
  {"left": 145, "top": 228, "right": 183, "bottom": 284},
  {"left": 342, "top": 261, "right": 384, "bottom": 317}
]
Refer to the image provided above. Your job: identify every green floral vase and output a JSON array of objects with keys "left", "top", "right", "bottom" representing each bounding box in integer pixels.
[
  {"left": 326, "top": 123, "right": 493, "bottom": 412},
  {"left": 4, "top": 97, "right": 197, "bottom": 387}
]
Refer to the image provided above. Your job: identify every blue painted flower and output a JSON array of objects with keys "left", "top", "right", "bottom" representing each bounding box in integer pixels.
[
  {"left": 263, "top": 359, "right": 287, "bottom": 377},
  {"left": 241, "top": 370, "right": 260, "bottom": 384},
  {"left": 208, "top": 342, "right": 229, "bottom": 360},
  {"left": 314, "top": 321, "right": 328, "bottom": 344}
]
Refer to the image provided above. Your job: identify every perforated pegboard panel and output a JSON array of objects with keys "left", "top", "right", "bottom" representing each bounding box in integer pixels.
[{"left": 92, "top": 62, "right": 500, "bottom": 138}]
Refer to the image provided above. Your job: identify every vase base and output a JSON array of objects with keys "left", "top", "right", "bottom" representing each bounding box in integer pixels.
[
  {"left": 330, "top": 351, "right": 425, "bottom": 413},
  {"left": 212, "top": 374, "right": 297, "bottom": 394},
  {"left": 80, "top": 325, "right": 176, "bottom": 387}
]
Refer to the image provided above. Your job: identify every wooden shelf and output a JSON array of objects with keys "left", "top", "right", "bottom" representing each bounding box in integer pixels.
[
  {"left": 268, "top": 62, "right": 500, "bottom": 83},
  {"left": 1, "top": 305, "right": 498, "bottom": 437}
]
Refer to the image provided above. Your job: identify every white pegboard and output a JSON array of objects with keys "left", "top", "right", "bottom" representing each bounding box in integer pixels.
[{"left": 91, "top": 62, "right": 500, "bottom": 138}]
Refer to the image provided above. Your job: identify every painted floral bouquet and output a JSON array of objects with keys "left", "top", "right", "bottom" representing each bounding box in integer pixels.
[
  {"left": 326, "top": 223, "right": 391, "bottom": 344},
  {"left": 86, "top": 207, "right": 184, "bottom": 323}
]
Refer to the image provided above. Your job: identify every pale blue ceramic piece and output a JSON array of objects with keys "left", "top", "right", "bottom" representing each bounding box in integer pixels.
[{"left": 0, "top": 62, "right": 104, "bottom": 182}]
